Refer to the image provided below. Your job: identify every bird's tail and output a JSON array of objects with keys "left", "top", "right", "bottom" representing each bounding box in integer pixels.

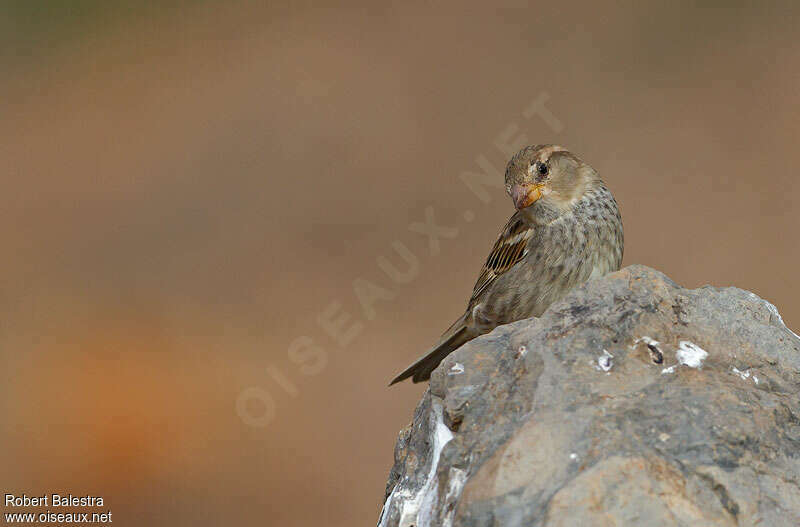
[{"left": 389, "top": 314, "right": 475, "bottom": 385}]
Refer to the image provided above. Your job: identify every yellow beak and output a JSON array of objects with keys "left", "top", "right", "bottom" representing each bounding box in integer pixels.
[{"left": 511, "top": 183, "right": 544, "bottom": 209}]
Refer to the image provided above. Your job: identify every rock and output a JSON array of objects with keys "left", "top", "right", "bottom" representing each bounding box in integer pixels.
[{"left": 378, "top": 265, "right": 800, "bottom": 527}]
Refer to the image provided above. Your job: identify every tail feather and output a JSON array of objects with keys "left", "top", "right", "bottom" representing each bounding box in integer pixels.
[{"left": 389, "top": 317, "right": 474, "bottom": 385}]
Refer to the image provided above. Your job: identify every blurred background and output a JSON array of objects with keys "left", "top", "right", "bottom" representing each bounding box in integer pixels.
[{"left": 2, "top": 1, "right": 799, "bottom": 525}]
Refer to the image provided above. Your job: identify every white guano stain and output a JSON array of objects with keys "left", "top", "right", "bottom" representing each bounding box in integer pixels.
[
  {"left": 448, "top": 363, "right": 465, "bottom": 375},
  {"left": 595, "top": 349, "right": 614, "bottom": 373},
  {"left": 441, "top": 467, "right": 468, "bottom": 527},
  {"left": 675, "top": 341, "right": 708, "bottom": 368},
  {"left": 732, "top": 366, "right": 750, "bottom": 381},
  {"left": 378, "top": 399, "right": 455, "bottom": 527},
  {"left": 732, "top": 366, "right": 760, "bottom": 385},
  {"left": 659, "top": 340, "right": 708, "bottom": 374}
]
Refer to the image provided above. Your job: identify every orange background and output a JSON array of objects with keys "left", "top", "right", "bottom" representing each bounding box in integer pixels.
[{"left": 2, "top": 3, "right": 799, "bottom": 525}]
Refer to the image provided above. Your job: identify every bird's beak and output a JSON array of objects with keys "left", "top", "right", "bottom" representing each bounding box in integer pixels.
[{"left": 511, "top": 183, "right": 545, "bottom": 209}]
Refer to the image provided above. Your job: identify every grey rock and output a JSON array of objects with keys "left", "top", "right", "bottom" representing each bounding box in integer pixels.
[{"left": 379, "top": 265, "right": 800, "bottom": 527}]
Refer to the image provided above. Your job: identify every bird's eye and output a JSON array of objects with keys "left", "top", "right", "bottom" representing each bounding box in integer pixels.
[{"left": 535, "top": 161, "right": 549, "bottom": 177}]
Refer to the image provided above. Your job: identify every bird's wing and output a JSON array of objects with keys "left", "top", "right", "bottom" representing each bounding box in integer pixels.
[
  {"left": 389, "top": 212, "right": 535, "bottom": 386},
  {"left": 470, "top": 211, "right": 535, "bottom": 303}
]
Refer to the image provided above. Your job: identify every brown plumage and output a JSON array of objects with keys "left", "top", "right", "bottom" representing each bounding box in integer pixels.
[{"left": 390, "top": 145, "right": 623, "bottom": 385}]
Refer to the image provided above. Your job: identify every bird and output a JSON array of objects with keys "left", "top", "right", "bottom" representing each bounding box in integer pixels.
[{"left": 390, "top": 145, "right": 624, "bottom": 385}]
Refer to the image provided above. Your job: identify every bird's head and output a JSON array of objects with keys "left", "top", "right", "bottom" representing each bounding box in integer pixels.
[{"left": 504, "top": 145, "right": 599, "bottom": 221}]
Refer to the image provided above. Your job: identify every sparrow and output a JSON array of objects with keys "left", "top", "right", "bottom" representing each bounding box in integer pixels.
[{"left": 390, "top": 145, "right": 624, "bottom": 385}]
